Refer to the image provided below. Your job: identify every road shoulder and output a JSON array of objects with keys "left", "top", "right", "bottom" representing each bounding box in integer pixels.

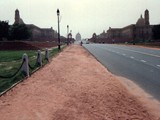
[{"left": 117, "top": 76, "right": 160, "bottom": 119}]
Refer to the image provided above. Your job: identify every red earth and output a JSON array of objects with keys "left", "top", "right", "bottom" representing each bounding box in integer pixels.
[{"left": 0, "top": 45, "right": 159, "bottom": 120}]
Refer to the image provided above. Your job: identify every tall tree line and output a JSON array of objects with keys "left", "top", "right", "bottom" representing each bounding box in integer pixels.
[
  {"left": 0, "top": 21, "right": 31, "bottom": 41},
  {"left": 0, "top": 21, "right": 9, "bottom": 40}
]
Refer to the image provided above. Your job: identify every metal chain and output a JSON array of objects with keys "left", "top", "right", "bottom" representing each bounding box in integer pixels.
[
  {"left": 0, "top": 59, "right": 25, "bottom": 79},
  {"left": 0, "top": 54, "right": 49, "bottom": 79}
]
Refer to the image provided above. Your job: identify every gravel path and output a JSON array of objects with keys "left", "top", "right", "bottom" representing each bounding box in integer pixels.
[{"left": 0, "top": 45, "right": 159, "bottom": 120}]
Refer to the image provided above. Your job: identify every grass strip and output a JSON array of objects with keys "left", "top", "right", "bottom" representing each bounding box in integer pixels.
[{"left": 0, "top": 46, "right": 66, "bottom": 93}]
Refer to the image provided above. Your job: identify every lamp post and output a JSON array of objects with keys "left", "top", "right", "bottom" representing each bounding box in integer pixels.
[
  {"left": 57, "top": 9, "right": 61, "bottom": 50},
  {"left": 68, "top": 30, "right": 72, "bottom": 44},
  {"left": 67, "top": 25, "right": 69, "bottom": 45},
  {"left": 93, "top": 33, "right": 96, "bottom": 43},
  {"left": 70, "top": 30, "right": 72, "bottom": 43}
]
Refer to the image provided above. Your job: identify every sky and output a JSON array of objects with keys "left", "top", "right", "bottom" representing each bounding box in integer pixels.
[{"left": 0, "top": 0, "right": 160, "bottom": 39}]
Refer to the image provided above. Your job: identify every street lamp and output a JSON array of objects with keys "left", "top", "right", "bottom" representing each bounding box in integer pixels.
[
  {"left": 67, "top": 25, "right": 69, "bottom": 45},
  {"left": 57, "top": 9, "right": 61, "bottom": 50},
  {"left": 68, "top": 30, "right": 72, "bottom": 44},
  {"left": 70, "top": 30, "right": 72, "bottom": 43}
]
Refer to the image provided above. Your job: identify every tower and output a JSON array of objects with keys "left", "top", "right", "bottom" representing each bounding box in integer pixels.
[
  {"left": 145, "top": 9, "right": 150, "bottom": 25},
  {"left": 14, "top": 9, "right": 20, "bottom": 24}
]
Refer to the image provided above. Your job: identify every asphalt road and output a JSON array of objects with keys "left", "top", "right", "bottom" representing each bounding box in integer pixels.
[{"left": 83, "top": 44, "right": 160, "bottom": 100}]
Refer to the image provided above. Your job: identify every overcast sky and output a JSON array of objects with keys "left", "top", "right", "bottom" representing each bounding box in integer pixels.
[{"left": 0, "top": 0, "right": 160, "bottom": 38}]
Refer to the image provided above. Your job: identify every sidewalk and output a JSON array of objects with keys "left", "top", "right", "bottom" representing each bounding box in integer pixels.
[{"left": 0, "top": 45, "right": 159, "bottom": 120}]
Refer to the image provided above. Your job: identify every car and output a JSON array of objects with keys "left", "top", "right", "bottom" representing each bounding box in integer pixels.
[{"left": 86, "top": 41, "right": 89, "bottom": 44}]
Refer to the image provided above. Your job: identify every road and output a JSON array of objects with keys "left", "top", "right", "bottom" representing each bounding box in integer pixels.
[{"left": 83, "top": 44, "right": 160, "bottom": 100}]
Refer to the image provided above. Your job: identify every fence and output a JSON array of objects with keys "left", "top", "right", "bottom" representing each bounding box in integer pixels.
[
  {"left": 0, "top": 49, "right": 49, "bottom": 78},
  {"left": 0, "top": 48, "right": 50, "bottom": 95}
]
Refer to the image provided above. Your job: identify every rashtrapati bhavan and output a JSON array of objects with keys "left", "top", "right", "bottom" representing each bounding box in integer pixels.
[{"left": 94, "top": 9, "right": 154, "bottom": 43}]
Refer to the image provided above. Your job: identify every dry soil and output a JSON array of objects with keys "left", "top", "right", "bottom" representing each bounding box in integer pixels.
[{"left": 0, "top": 45, "right": 159, "bottom": 120}]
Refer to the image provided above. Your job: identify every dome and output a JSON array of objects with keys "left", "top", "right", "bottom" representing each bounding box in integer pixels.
[
  {"left": 15, "top": 9, "right": 19, "bottom": 12},
  {"left": 136, "top": 14, "right": 145, "bottom": 26},
  {"left": 145, "top": 9, "right": 149, "bottom": 13},
  {"left": 76, "top": 33, "right": 81, "bottom": 41},
  {"left": 19, "top": 18, "right": 24, "bottom": 24}
]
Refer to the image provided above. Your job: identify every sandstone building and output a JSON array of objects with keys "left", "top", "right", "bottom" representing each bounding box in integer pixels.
[
  {"left": 14, "top": 9, "right": 55, "bottom": 41},
  {"left": 14, "top": 9, "right": 24, "bottom": 24},
  {"left": 94, "top": 9, "right": 154, "bottom": 43}
]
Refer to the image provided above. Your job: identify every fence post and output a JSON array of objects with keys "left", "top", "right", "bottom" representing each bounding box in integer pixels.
[
  {"left": 45, "top": 48, "right": 49, "bottom": 62},
  {"left": 36, "top": 50, "right": 42, "bottom": 66},
  {"left": 21, "top": 53, "right": 29, "bottom": 77}
]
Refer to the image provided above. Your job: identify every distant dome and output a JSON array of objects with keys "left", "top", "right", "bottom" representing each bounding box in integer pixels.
[
  {"left": 136, "top": 14, "right": 145, "bottom": 26},
  {"left": 76, "top": 33, "right": 81, "bottom": 41}
]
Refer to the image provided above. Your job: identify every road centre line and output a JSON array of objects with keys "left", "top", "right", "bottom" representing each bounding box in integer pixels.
[
  {"left": 111, "top": 47, "right": 160, "bottom": 58},
  {"left": 157, "top": 65, "right": 160, "bottom": 67},
  {"left": 130, "top": 56, "right": 134, "bottom": 59}
]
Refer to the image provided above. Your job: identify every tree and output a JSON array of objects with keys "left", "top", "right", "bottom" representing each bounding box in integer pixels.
[
  {"left": 10, "top": 24, "right": 31, "bottom": 40},
  {"left": 0, "top": 21, "right": 9, "bottom": 40},
  {"left": 152, "top": 24, "right": 160, "bottom": 40}
]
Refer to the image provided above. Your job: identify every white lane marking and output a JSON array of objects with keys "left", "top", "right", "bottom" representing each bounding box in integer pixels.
[
  {"left": 157, "top": 65, "right": 160, "bottom": 67},
  {"left": 102, "top": 46, "right": 160, "bottom": 70},
  {"left": 122, "top": 54, "right": 126, "bottom": 56},
  {"left": 141, "top": 60, "right": 147, "bottom": 63},
  {"left": 112, "top": 47, "right": 160, "bottom": 58},
  {"left": 116, "top": 52, "right": 120, "bottom": 54}
]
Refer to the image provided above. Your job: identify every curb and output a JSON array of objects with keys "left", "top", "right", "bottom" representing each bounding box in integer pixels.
[{"left": 82, "top": 44, "right": 111, "bottom": 72}]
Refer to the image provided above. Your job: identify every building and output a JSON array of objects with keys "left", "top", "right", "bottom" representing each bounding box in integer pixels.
[
  {"left": 92, "top": 9, "right": 153, "bottom": 43},
  {"left": 75, "top": 32, "right": 81, "bottom": 41},
  {"left": 14, "top": 9, "right": 55, "bottom": 41},
  {"left": 27, "top": 24, "right": 54, "bottom": 41},
  {"left": 14, "top": 9, "right": 24, "bottom": 24}
]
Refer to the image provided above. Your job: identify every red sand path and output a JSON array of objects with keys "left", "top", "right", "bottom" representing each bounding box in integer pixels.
[{"left": 0, "top": 45, "right": 159, "bottom": 120}]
